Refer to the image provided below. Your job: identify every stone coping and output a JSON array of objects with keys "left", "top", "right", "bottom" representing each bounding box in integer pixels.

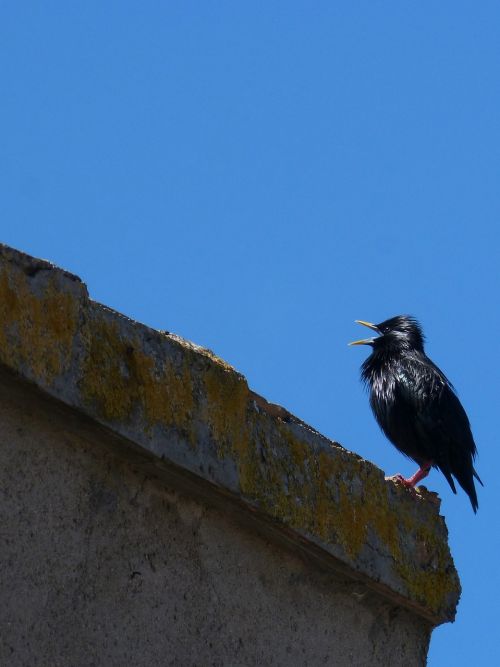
[{"left": 0, "top": 244, "right": 460, "bottom": 625}]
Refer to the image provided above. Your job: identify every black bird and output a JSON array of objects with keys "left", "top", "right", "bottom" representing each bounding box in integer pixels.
[{"left": 350, "top": 315, "right": 482, "bottom": 512}]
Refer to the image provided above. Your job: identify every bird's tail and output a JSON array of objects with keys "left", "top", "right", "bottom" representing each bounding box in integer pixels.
[
  {"left": 473, "top": 467, "right": 484, "bottom": 487},
  {"left": 441, "top": 468, "right": 457, "bottom": 495},
  {"left": 454, "top": 466, "right": 480, "bottom": 513},
  {"left": 440, "top": 460, "right": 480, "bottom": 512}
]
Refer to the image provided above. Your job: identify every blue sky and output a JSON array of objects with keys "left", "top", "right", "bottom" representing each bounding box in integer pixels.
[{"left": 1, "top": 3, "right": 498, "bottom": 663}]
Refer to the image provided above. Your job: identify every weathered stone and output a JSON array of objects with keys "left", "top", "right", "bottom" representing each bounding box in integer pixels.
[{"left": 0, "top": 244, "right": 461, "bottom": 665}]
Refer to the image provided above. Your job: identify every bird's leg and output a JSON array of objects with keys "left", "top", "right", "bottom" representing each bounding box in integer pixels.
[{"left": 387, "top": 462, "right": 432, "bottom": 489}]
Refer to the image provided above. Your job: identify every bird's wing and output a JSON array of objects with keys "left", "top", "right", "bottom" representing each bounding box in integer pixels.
[
  {"left": 404, "top": 356, "right": 475, "bottom": 452},
  {"left": 395, "top": 354, "right": 479, "bottom": 495}
]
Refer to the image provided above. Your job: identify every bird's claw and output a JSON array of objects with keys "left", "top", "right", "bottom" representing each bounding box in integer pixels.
[
  {"left": 388, "top": 473, "right": 413, "bottom": 487},
  {"left": 385, "top": 473, "right": 419, "bottom": 496}
]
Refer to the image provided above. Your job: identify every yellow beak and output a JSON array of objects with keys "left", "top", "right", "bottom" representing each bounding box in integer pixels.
[
  {"left": 348, "top": 320, "right": 379, "bottom": 346},
  {"left": 354, "top": 320, "right": 379, "bottom": 332}
]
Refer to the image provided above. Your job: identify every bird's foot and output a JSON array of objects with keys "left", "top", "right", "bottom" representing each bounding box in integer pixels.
[
  {"left": 385, "top": 474, "right": 419, "bottom": 496},
  {"left": 385, "top": 463, "right": 432, "bottom": 493},
  {"left": 386, "top": 473, "right": 416, "bottom": 488}
]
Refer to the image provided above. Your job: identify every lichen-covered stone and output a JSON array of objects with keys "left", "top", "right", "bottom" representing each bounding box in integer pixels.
[{"left": 0, "top": 243, "right": 461, "bottom": 625}]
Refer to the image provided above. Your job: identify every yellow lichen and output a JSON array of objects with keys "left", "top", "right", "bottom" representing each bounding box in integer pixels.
[
  {"left": 133, "top": 350, "right": 195, "bottom": 432},
  {"left": 80, "top": 316, "right": 195, "bottom": 434},
  {"left": 0, "top": 267, "right": 79, "bottom": 384},
  {"left": 395, "top": 523, "right": 459, "bottom": 615},
  {"left": 0, "top": 251, "right": 458, "bottom": 619},
  {"left": 233, "top": 412, "right": 456, "bottom": 613},
  {"left": 203, "top": 363, "right": 250, "bottom": 459}
]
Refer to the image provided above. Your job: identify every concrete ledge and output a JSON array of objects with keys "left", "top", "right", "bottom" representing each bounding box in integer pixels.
[{"left": 0, "top": 244, "right": 460, "bottom": 625}]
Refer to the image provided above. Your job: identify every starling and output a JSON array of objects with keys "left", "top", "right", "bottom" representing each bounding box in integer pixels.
[{"left": 350, "top": 315, "right": 482, "bottom": 512}]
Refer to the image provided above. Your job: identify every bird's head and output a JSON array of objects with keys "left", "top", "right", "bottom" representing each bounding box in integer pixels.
[{"left": 349, "top": 315, "right": 425, "bottom": 352}]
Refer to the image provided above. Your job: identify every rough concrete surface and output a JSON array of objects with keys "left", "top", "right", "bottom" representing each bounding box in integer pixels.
[
  {"left": 0, "top": 374, "right": 431, "bottom": 667},
  {"left": 0, "top": 244, "right": 461, "bottom": 665}
]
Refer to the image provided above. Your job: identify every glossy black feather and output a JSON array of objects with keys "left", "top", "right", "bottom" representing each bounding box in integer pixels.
[{"left": 358, "top": 315, "right": 482, "bottom": 512}]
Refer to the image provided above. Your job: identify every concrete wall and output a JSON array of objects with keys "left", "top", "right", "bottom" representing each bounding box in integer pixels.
[
  {"left": 0, "top": 244, "right": 460, "bottom": 666},
  {"left": 0, "top": 372, "right": 430, "bottom": 666}
]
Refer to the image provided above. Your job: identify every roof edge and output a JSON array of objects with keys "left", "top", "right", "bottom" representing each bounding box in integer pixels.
[{"left": 0, "top": 243, "right": 460, "bottom": 624}]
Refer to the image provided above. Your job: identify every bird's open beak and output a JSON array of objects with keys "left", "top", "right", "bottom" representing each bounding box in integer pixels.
[{"left": 348, "top": 320, "right": 379, "bottom": 346}]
